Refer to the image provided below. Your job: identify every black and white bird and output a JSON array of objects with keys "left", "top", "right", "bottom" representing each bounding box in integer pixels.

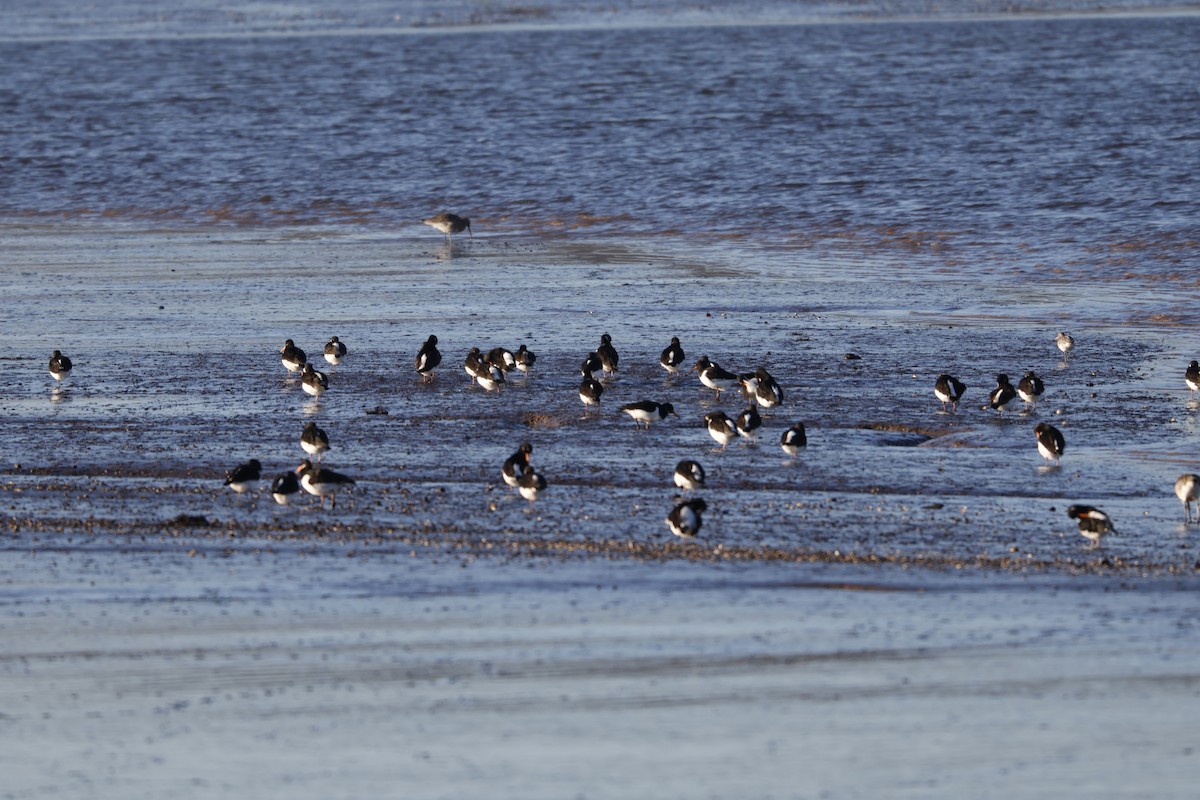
[
  {"left": 270, "top": 471, "right": 301, "bottom": 505},
  {"left": 579, "top": 370, "right": 604, "bottom": 409},
  {"left": 739, "top": 371, "right": 759, "bottom": 402},
  {"left": 673, "top": 460, "right": 706, "bottom": 493},
  {"left": 517, "top": 464, "right": 546, "bottom": 504},
  {"left": 300, "top": 421, "right": 330, "bottom": 461},
  {"left": 415, "top": 335, "right": 442, "bottom": 382},
  {"left": 301, "top": 363, "right": 328, "bottom": 397},
  {"left": 514, "top": 344, "right": 536, "bottom": 375},
  {"left": 692, "top": 356, "right": 740, "bottom": 400},
  {"left": 735, "top": 405, "right": 762, "bottom": 441},
  {"left": 934, "top": 374, "right": 966, "bottom": 412},
  {"left": 423, "top": 212, "right": 471, "bottom": 241},
  {"left": 502, "top": 442, "right": 533, "bottom": 491},
  {"left": 666, "top": 498, "right": 707, "bottom": 538},
  {"left": 1174, "top": 473, "right": 1200, "bottom": 523},
  {"left": 753, "top": 368, "right": 783, "bottom": 409},
  {"left": 596, "top": 333, "right": 619, "bottom": 378},
  {"left": 464, "top": 347, "right": 486, "bottom": 381},
  {"left": 1018, "top": 370, "right": 1045, "bottom": 410},
  {"left": 324, "top": 336, "right": 347, "bottom": 366},
  {"left": 476, "top": 362, "right": 505, "bottom": 392},
  {"left": 280, "top": 339, "right": 307, "bottom": 373},
  {"left": 580, "top": 351, "right": 603, "bottom": 377},
  {"left": 1067, "top": 505, "right": 1115, "bottom": 544},
  {"left": 704, "top": 411, "right": 738, "bottom": 449},
  {"left": 619, "top": 400, "right": 677, "bottom": 429},
  {"left": 780, "top": 422, "right": 807, "bottom": 458},
  {"left": 486, "top": 347, "right": 517, "bottom": 374},
  {"left": 48, "top": 350, "right": 73, "bottom": 381},
  {"left": 660, "top": 337, "right": 686, "bottom": 374},
  {"left": 1186, "top": 360, "right": 1200, "bottom": 393},
  {"left": 988, "top": 374, "right": 1017, "bottom": 413},
  {"left": 224, "top": 459, "right": 262, "bottom": 494},
  {"left": 1034, "top": 422, "right": 1064, "bottom": 465},
  {"left": 1056, "top": 331, "right": 1075, "bottom": 358},
  {"left": 296, "top": 459, "right": 356, "bottom": 509}
]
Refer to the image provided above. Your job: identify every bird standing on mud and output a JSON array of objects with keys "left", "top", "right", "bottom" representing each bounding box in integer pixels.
[
  {"left": 415, "top": 335, "right": 442, "bottom": 382},
  {"left": 667, "top": 498, "right": 707, "bottom": 538},
  {"left": 324, "top": 336, "right": 347, "bottom": 366},
  {"left": 224, "top": 459, "right": 262, "bottom": 494},
  {"left": 987, "top": 374, "right": 1017, "bottom": 413},
  {"left": 1067, "top": 505, "right": 1115, "bottom": 544},
  {"left": 49, "top": 350, "right": 73, "bottom": 381},
  {"left": 934, "top": 374, "right": 966, "bottom": 412},
  {"left": 673, "top": 460, "right": 705, "bottom": 493},
  {"left": 423, "top": 212, "right": 471, "bottom": 241},
  {"left": 1034, "top": 422, "right": 1064, "bottom": 465},
  {"left": 1174, "top": 474, "right": 1200, "bottom": 523}
]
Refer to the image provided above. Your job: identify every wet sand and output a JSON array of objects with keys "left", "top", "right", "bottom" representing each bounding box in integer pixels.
[{"left": 3, "top": 221, "right": 1200, "bottom": 796}]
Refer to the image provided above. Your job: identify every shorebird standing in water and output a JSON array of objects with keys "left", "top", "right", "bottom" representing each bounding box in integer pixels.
[
  {"left": 49, "top": 350, "right": 73, "bottom": 382},
  {"left": 1056, "top": 331, "right": 1075, "bottom": 359},
  {"left": 1067, "top": 505, "right": 1115, "bottom": 545},
  {"left": 1034, "top": 422, "right": 1064, "bottom": 466},
  {"left": 423, "top": 212, "right": 472, "bottom": 242},
  {"left": 934, "top": 374, "right": 966, "bottom": 413},
  {"left": 673, "top": 460, "right": 705, "bottom": 493},
  {"left": 1175, "top": 473, "right": 1200, "bottom": 523},
  {"left": 1186, "top": 360, "right": 1200, "bottom": 393}
]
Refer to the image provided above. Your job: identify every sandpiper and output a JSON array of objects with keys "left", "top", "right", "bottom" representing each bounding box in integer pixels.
[
  {"left": 692, "top": 356, "right": 740, "bottom": 400},
  {"left": 619, "top": 400, "right": 677, "bottom": 429},
  {"left": 1067, "top": 505, "right": 1114, "bottom": 544},
  {"left": 280, "top": 339, "right": 307, "bottom": 373},
  {"left": 48, "top": 350, "right": 73, "bottom": 381},
  {"left": 224, "top": 459, "right": 262, "bottom": 494},
  {"left": 423, "top": 212, "right": 471, "bottom": 241},
  {"left": 415, "top": 335, "right": 442, "bottom": 382},
  {"left": 704, "top": 411, "right": 738, "bottom": 449},
  {"left": 660, "top": 337, "right": 685, "bottom": 374},
  {"left": 1034, "top": 422, "right": 1064, "bottom": 465},
  {"left": 735, "top": 405, "right": 762, "bottom": 441},
  {"left": 666, "top": 498, "right": 707, "bottom": 538},
  {"left": 296, "top": 459, "right": 356, "bottom": 509},
  {"left": 1056, "top": 331, "right": 1075, "bottom": 358},
  {"left": 988, "top": 374, "right": 1017, "bottom": 413},
  {"left": 517, "top": 464, "right": 546, "bottom": 504},
  {"left": 300, "top": 421, "right": 330, "bottom": 461},
  {"left": 934, "top": 374, "right": 966, "bottom": 412},
  {"left": 780, "top": 422, "right": 807, "bottom": 458},
  {"left": 502, "top": 442, "right": 533, "bottom": 491},
  {"left": 271, "top": 471, "right": 301, "bottom": 505},
  {"left": 1186, "top": 360, "right": 1200, "bottom": 393},
  {"left": 673, "top": 460, "right": 706, "bottom": 493},
  {"left": 596, "top": 334, "right": 619, "bottom": 378},
  {"left": 1018, "top": 370, "right": 1045, "bottom": 411},
  {"left": 301, "top": 363, "right": 328, "bottom": 396},
  {"left": 1175, "top": 473, "right": 1200, "bottom": 523},
  {"left": 324, "top": 336, "right": 347, "bottom": 366}
]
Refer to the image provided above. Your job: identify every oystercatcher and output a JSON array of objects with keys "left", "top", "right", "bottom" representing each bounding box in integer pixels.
[
  {"left": 48, "top": 350, "right": 73, "bottom": 381},
  {"left": 464, "top": 347, "right": 486, "bottom": 381},
  {"left": 596, "top": 334, "right": 619, "bottom": 378},
  {"left": 1066, "top": 505, "right": 1115, "bottom": 544},
  {"left": 673, "top": 460, "right": 705, "bottom": 493},
  {"left": 517, "top": 464, "right": 546, "bottom": 504},
  {"left": 1186, "top": 360, "right": 1200, "bottom": 393},
  {"left": 780, "top": 422, "right": 807, "bottom": 458},
  {"left": 296, "top": 459, "right": 356, "bottom": 508},
  {"left": 423, "top": 212, "right": 471, "bottom": 241},
  {"left": 988, "top": 374, "right": 1017, "bottom": 413},
  {"left": 735, "top": 405, "right": 762, "bottom": 441},
  {"left": 660, "top": 337, "right": 685, "bottom": 374},
  {"left": 1056, "top": 331, "right": 1075, "bottom": 358},
  {"left": 224, "top": 459, "right": 262, "bottom": 494},
  {"left": 486, "top": 347, "right": 516, "bottom": 373},
  {"left": 476, "top": 363, "right": 505, "bottom": 392},
  {"left": 301, "top": 363, "right": 328, "bottom": 396},
  {"left": 692, "top": 356, "right": 739, "bottom": 400},
  {"left": 1175, "top": 473, "right": 1200, "bottom": 523},
  {"left": 323, "top": 336, "right": 347, "bottom": 366},
  {"left": 704, "top": 411, "right": 738, "bottom": 449},
  {"left": 666, "top": 498, "right": 707, "bottom": 538},
  {"left": 280, "top": 339, "right": 307, "bottom": 373},
  {"left": 619, "top": 401, "right": 677, "bottom": 429},
  {"left": 580, "top": 351, "right": 603, "bottom": 377},
  {"left": 415, "top": 335, "right": 442, "bottom": 382},
  {"left": 754, "top": 368, "right": 783, "bottom": 409},
  {"left": 300, "top": 422, "right": 330, "bottom": 461},
  {"left": 934, "top": 374, "right": 966, "bottom": 412},
  {"left": 1018, "top": 370, "right": 1045, "bottom": 410},
  {"left": 579, "top": 370, "right": 604, "bottom": 409},
  {"left": 271, "top": 471, "right": 301, "bottom": 505},
  {"left": 1034, "top": 422, "right": 1064, "bottom": 465},
  {"left": 502, "top": 442, "right": 533, "bottom": 491},
  {"left": 514, "top": 344, "right": 536, "bottom": 375}
]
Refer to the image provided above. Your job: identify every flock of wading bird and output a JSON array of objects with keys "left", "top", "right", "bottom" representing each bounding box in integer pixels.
[
  {"left": 39, "top": 215, "right": 1200, "bottom": 545},
  {"left": 40, "top": 322, "right": 1200, "bottom": 544}
]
